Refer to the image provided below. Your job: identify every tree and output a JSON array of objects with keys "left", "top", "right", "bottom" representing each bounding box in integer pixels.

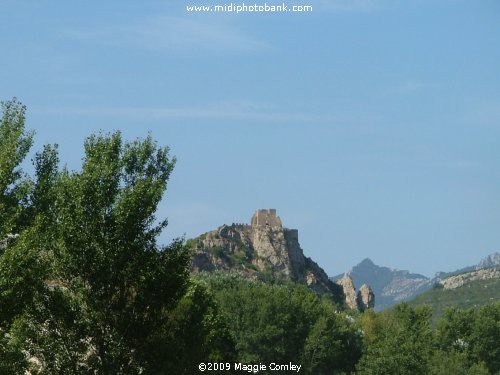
[
  {"left": 201, "top": 272, "right": 362, "bottom": 374},
  {"left": 302, "top": 309, "right": 362, "bottom": 374},
  {"left": 427, "top": 350, "right": 490, "bottom": 375},
  {"left": 357, "top": 304, "right": 433, "bottom": 375},
  {"left": 0, "top": 98, "right": 33, "bottom": 237},
  {"left": 469, "top": 303, "right": 500, "bottom": 373},
  {"left": 436, "top": 303, "right": 500, "bottom": 373},
  {"left": 160, "top": 280, "right": 236, "bottom": 374},
  {"left": 0, "top": 101, "right": 231, "bottom": 373}
]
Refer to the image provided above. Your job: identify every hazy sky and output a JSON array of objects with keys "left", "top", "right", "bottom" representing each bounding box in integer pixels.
[{"left": 1, "top": 1, "right": 500, "bottom": 277}]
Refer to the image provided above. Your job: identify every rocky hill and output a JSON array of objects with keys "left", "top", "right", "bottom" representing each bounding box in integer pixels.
[
  {"left": 189, "top": 209, "right": 373, "bottom": 310},
  {"left": 332, "top": 258, "right": 433, "bottom": 310}
]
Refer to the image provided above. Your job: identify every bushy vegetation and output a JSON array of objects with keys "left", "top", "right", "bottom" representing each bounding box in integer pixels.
[
  {"left": 199, "top": 272, "right": 362, "bottom": 374},
  {"left": 409, "top": 277, "right": 500, "bottom": 323},
  {"left": 1, "top": 99, "right": 499, "bottom": 374}
]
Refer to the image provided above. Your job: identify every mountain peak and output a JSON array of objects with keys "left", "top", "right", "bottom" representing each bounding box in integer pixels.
[
  {"left": 477, "top": 252, "right": 500, "bottom": 269},
  {"left": 358, "top": 258, "right": 375, "bottom": 266}
]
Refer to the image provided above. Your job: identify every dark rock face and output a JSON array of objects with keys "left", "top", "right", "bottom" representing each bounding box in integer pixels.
[{"left": 190, "top": 209, "right": 344, "bottom": 303}]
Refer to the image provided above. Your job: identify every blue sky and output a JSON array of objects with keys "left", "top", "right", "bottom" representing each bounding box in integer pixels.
[{"left": 1, "top": 0, "right": 500, "bottom": 276}]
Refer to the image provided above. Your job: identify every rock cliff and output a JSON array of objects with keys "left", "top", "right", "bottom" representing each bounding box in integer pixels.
[
  {"left": 439, "top": 267, "right": 500, "bottom": 290},
  {"left": 190, "top": 209, "right": 346, "bottom": 304}
]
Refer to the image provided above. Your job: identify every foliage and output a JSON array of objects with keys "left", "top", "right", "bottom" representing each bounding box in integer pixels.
[
  {"left": 436, "top": 303, "right": 500, "bottom": 374},
  {"left": 356, "top": 302, "right": 500, "bottom": 374},
  {"left": 199, "top": 272, "right": 363, "bottom": 374},
  {"left": 0, "top": 98, "right": 33, "bottom": 237},
  {"left": 409, "top": 276, "right": 500, "bottom": 324},
  {"left": 357, "top": 304, "right": 434, "bottom": 375},
  {"left": 427, "top": 350, "right": 490, "bottom": 375},
  {"left": 0, "top": 100, "right": 231, "bottom": 373}
]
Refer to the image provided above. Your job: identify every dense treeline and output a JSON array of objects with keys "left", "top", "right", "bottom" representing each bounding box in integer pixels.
[
  {"left": 198, "top": 272, "right": 362, "bottom": 374},
  {"left": 1, "top": 99, "right": 499, "bottom": 374}
]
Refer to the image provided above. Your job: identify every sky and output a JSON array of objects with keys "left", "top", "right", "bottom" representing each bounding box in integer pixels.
[{"left": 1, "top": 0, "right": 500, "bottom": 277}]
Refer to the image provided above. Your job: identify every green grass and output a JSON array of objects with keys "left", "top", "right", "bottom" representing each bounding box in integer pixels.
[{"left": 408, "top": 277, "right": 500, "bottom": 323}]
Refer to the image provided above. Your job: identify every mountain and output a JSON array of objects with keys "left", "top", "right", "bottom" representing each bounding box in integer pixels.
[
  {"left": 188, "top": 209, "right": 373, "bottom": 310},
  {"left": 332, "top": 258, "right": 433, "bottom": 310},
  {"left": 334, "top": 252, "right": 500, "bottom": 311},
  {"left": 477, "top": 252, "right": 500, "bottom": 269}
]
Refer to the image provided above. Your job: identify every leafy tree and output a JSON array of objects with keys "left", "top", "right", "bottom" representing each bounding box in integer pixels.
[
  {"left": 427, "top": 350, "right": 490, "bottom": 375},
  {"left": 161, "top": 280, "right": 236, "bottom": 374},
  {"left": 436, "top": 303, "right": 500, "bottom": 373},
  {"left": 302, "top": 310, "right": 362, "bottom": 374},
  {"left": 0, "top": 101, "right": 232, "bottom": 373},
  {"left": 0, "top": 98, "right": 33, "bottom": 237},
  {"left": 469, "top": 303, "right": 500, "bottom": 374},
  {"left": 201, "top": 272, "right": 362, "bottom": 374},
  {"left": 357, "top": 304, "right": 433, "bottom": 375}
]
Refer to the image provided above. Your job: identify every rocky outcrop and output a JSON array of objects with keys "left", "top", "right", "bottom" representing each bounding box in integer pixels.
[
  {"left": 332, "top": 258, "right": 432, "bottom": 310},
  {"left": 334, "top": 252, "right": 500, "bottom": 311},
  {"left": 190, "top": 209, "right": 344, "bottom": 303},
  {"left": 336, "top": 275, "right": 358, "bottom": 310},
  {"left": 357, "top": 284, "right": 375, "bottom": 311},
  {"left": 477, "top": 252, "right": 500, "bottom": 270},
  {"left": 336, "top": 275, "right": 375, "bottom": 311},
  {"left": 439, "top": 268, "right": 500, "bottom": 290}
]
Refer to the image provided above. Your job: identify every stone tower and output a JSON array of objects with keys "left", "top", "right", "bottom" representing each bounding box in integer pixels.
[{"left": 251, "top": 209, "right": 282, "bottom": 228}]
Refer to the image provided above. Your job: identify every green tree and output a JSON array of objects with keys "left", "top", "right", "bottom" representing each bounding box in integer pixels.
[
  {"left": 0, "top": 98, "right": 33, "bottom": 237},
  {"left": 161, "top": 280, "right": 236, "bottom": 374},
  {"left": 0, "top": 101, "right": 232, "bottom": 373},
  {"left": 357, "top": 303, "right": 433, "bottom": 375},
  {"left": 436, "top": 303, "right": 500, "bottom": 373},
  {"left": 201, "top": 272, "right": 362, "bottom": 374},
  {"left": 302, "top": 309, "right": 362, "bottom": 374},
  {"left": 427, "top": 350, "right": 490, "bottom": 375},
  {"left": 469, "top": 303, "right": 500, "bottom": 374}
]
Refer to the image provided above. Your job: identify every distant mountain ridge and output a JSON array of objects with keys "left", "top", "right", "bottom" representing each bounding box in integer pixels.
[
  {"left": 332, "top": 258, "right": 432, "bottom": 310},
  {"left": 333, "top": 252, "right": 500, "bottom": 310}
]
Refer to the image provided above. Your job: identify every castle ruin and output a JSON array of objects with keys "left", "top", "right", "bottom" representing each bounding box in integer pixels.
[{"left": 251, "top": 209, "right": 282, "bottom": 228}]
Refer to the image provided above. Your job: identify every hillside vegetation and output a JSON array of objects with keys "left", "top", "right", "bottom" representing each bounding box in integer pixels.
[{"left": 409, "top": 275, "right": 500, "bottom": 323}]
